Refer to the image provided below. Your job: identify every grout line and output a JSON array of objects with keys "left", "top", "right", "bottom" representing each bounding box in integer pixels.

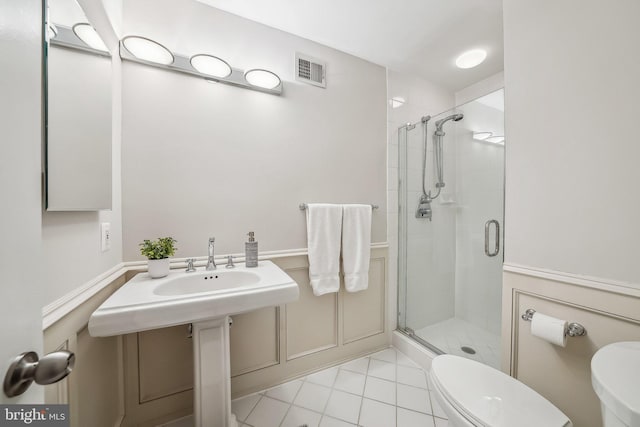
[{"left": 355, "top": 356, "right": 371, "bottom": 426}]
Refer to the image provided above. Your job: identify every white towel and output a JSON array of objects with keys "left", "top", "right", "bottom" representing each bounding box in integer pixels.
[
  {"left": 306, "top": 203, "right": 343, "bottom": 296},
  {"left": 342, "top": 204, "right": 372, "bottom": 292}
]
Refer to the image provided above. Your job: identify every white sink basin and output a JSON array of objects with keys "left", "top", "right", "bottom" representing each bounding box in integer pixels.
[
  {"left": 88, "top": 260, "right": 299, "bottom": 337},
  {"left": 154, "top": 270, "right": 261, "bottom": 296}
]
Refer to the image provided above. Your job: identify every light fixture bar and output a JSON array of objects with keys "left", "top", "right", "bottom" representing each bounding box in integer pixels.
[
  {"left": 118, "top": 39, "right": 283, "bottom": 96},
  {"left": 49, "top": 25, "right": 110, "bottom": 57}
]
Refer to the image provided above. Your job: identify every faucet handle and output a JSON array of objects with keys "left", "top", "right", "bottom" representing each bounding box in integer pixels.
[
  {"left": 185, "top": 258, "right": 196, "bottom": 272},
  {"left": 225, "top": 256, "right": 235, "bottom": 269},
  {"left": 209, "top": 237, "right": 215, "bottom": 243}
]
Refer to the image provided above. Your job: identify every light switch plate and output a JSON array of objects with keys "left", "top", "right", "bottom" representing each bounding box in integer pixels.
[{"left": 101, "top": 222, "right": 111, "bottom": 252}]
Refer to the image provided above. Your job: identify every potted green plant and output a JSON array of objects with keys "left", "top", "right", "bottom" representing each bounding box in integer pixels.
[{"left": 139, "top": 237, "right": 177, "bottom": 278}]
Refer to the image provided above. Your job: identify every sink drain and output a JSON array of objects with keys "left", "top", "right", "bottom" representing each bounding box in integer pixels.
[{"left": 461, "top": 346, "right": 476, "bottom": 354}]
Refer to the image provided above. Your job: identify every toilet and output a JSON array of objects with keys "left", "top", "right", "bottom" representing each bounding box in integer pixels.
[
  {"left": 591, "top": 342, "right": 640, "bottom": 427},
  {"left": 429, "top": 355, "right": 572, "bottom": 427}
]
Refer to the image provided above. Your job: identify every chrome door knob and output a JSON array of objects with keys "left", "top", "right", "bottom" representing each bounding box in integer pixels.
[{"left": 3, "top": 350, "right": 75, "bottom": 397}]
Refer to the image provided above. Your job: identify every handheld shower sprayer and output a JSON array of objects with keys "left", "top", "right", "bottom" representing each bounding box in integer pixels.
[{"left": 415, "top": 112, "right": 464, "bottom": 220}]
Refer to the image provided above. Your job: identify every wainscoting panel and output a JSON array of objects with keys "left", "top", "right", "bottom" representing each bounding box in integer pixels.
[
  {"left": 44, "top": 247, "right": 389, "bottom": 426},
  {"left": 285, "top": 267, "right": 338, "bottom": 360},
  {"left": 503, "top": 269, "right": 640, "bottom": 427},
  {"left": 343, "top": 257, "right": 385, "bottom": 343},
  {"left": 230, "top": 306, "right": 280, "bottom": 376},
  {"left": 138, "top": 326, "right": 194, "bottom": 403},
  {"left": 43, "top": 273, "right": 127, "bottom": 427}
]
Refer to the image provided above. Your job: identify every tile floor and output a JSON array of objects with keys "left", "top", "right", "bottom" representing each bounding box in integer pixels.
[
  {"left": 159, "top": 347, "right": 448, "bottom": 427},
  {"left": 231, "top": 347, "right": 448, "bottom": 427},
  {"left": 414, "top": 317, "right": 501, "bottom": 369}
]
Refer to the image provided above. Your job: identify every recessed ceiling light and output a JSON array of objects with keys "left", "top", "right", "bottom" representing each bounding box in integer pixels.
[
  {"left": 472, "top": 131, "right": 493, "bottom": 141},
  {"left": 485, "top": 135, "right": 505, "bottom": 144},
  {"left": 455, "top": 49, "right": 487, "bottom": 69},
  {"left": 190, "top": 54, "right": 232, "bottom": 78},
  {"left": 244, "top": 69, "right": 281, "bottom": 90},
  {"left": 73, "top": 23, "right": 108, "bottom": 52},
  {"left": 389, "top": 97, "right": 406, "bottom": 109},
  {"left": 122, "top": 36, "right": 174, "bottom": 65}
]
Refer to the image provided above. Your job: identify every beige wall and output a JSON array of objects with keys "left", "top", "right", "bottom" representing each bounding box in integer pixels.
[
  {"left": 121, "top": 0, "right": 387, "bottom": 260},
  {"left": 503, "top": 0, "right": 640, "bottom": 284},
  {"left": 502, "top": 270, "right": 640, "bottom": 427}
]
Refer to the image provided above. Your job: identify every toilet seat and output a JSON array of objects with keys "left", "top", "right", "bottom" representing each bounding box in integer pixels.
[{"left": 430, "top": 355, "right": 571, "bottom": 427}]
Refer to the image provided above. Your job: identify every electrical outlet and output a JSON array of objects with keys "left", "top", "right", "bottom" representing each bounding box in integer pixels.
[{"left": 101, "top": 222, "right": 111, "bottom": 252}]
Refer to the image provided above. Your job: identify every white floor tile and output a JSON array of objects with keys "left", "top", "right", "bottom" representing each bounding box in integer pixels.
[
  {"left": 307, "top": 366, "right": 340, "bottom": 388},
  {"left": 397, "top": 408, "right": 436, "bottom": 427},
  {"left": 280, "top": 405, "right": 322, "bottom": 427},
  {"left": 293, "top": 382, "right": 332, "bottom": 413},
  {"left": 340, "top": 357, "right": 370, "bottom": 375},
  {"left": 397, "top": 365, "right": 428, "bottom": 389},
  {"left": 323, "top": 390, "right": 362, "bottom": 424},
  {"left": 157, "top": 415, "right": 193, "bottom": 427},
  {"left": 264, "top": 379, "right": 303, "bottom": 403},
  {"left": 397, "top": 384, "right": 430, "bottom": 414},
  {"left": 429, "top": 391, "right": 448, "bottom": 419},
  {"left": 363, "top": 376, "right": 395, "bottom": 405},
  {"left": 232, "top": 394, "right": 261, "bottom": 422},
  {"left": 368, "top": 359, "right": 396, "bottom": 381},
  {"left": 333, "top": 369, "right": 366, "bottom": 396},
  {"left": 359, "top": 398, "right": 396, "bottom": 427},
  {"left": 370, "top": 348, "right": 397, "bottom": 364},
  {"left": 319, "top": 415, "right": 357, "bottom": 427},
  {"left": 396, "top": 351, "right": 421, "bottom": 369},
  {"left": 244, "top": 396, "right": 290, "bottom": 427}
]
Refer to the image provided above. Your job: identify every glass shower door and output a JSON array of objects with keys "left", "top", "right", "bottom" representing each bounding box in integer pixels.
[{"left": 397, "top": 89, "right": 505, "bottom": 368}]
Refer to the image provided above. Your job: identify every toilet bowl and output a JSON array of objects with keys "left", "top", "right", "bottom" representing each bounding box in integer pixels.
[
  {"left": 429, "top": 355, "right": 572, "bottom": 427},
  {"left": 591, "top": 342, "right": 640, "bottom": 427}
]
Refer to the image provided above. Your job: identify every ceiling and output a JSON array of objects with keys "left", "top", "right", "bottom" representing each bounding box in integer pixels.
[{"left": 195, "top": 0, "right": 504, "bottom": 92}]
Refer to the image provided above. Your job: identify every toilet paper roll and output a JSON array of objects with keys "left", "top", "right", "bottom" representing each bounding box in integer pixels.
[{"left": 530, "top": 312, "right": 568, "bottom": 347}]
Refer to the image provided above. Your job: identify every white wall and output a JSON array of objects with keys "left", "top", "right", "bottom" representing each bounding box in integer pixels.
[
  {"left": 41, "top": 0, "right": 123, "bottom": 306},
  {"left": 121, "top": 0, "right": 387, "bottom": 259},
  {"left": 387, "top": 69, "right": 454, "bottom": 331},
  {"left": 0, "top": 0, "right": 44, "bottom": 403},
  {"left": 503, "top": 0, "right": 640, "bottom": 284}
]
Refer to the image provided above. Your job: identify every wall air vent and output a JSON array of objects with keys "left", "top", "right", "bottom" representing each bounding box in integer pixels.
[{"left": 295, "top": 52, "right": 326, "bottom": 88}]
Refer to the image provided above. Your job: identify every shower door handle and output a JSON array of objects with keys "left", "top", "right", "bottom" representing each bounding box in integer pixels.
[{"left": 484, "top": 220, "right": 500, "bottom": 257}]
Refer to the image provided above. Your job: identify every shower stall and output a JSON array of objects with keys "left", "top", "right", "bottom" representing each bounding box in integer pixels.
[{"left": 397, "top": 89, "right": 505, "bottom": 368}]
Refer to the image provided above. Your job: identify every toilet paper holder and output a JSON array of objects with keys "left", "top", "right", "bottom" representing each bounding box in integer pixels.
[{"left": 521, "top": 309, "right": 586, "bottom": 337}]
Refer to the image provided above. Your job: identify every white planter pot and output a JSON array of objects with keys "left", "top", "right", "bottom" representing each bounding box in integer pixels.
[{"left": 148, "top": 258, "right": 170, "bottom": 279}]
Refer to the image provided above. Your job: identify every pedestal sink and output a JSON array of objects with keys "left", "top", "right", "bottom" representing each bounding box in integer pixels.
[{"left": 88, "top": 260, "right": 299, "bottom": 427}]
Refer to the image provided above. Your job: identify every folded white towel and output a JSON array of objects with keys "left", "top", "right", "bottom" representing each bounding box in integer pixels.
[
  {"left": 342, "top": 204, "right": 372, "bottom": 292},
  {"left": 306, "top": 203, "right": 343, "bottom": 296}
]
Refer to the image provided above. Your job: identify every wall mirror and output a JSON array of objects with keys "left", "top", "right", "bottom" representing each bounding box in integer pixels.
[{"left": 45, "top": 0, "right": 112, "bottom": 211}]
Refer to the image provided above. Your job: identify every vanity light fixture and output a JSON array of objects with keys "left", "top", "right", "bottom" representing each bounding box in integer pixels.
[
  {"left": 190, "top": 54, "right": 232, "bottom": 78},
  {"left": 119, "top": 36, "right": 282, "bottom": 95},
  {"left": 455, "top": 49, "right": 487, "bottom": 69},
  {"left": 472, "top": 131, "right": 493, "bottom": 141},
  {"left": 244, "top": 69, "right": 281, "bottom": 90},
  {"left": 122, "top": 36, "right": 174, "bottom": 65},
  {"left": 72, "top": 23, "right": 108, "bottom": 53}
]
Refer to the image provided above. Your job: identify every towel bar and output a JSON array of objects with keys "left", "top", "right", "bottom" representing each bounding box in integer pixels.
[{"left": 299, "top": 203, "right": 379, "bottom": 210}]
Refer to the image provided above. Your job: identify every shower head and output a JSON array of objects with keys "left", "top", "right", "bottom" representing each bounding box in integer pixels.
[
  {"left": 435, "top": 113, "right": 464, "bottom": 129},
  {"left": 435, "top": 113, "right": 464, "bottom": 131}
]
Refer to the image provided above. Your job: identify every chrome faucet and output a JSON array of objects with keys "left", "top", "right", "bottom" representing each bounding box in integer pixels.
[{"left": 206, "top": 237, "right": 216, "bottom": 270}]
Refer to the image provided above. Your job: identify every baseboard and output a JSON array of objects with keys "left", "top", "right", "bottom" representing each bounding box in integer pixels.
[{"left": 392, "top": 330, "right": 437, "bottom": 372}]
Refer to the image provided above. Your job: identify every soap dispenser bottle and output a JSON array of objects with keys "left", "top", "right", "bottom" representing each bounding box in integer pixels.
[{"left": 245, "top": 232, "right": 258, "bottom": 267}]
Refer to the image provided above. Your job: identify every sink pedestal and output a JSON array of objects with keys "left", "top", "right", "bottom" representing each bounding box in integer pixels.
[{"left": 192, "top": 316, "right": 238, "bottom": 427}]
